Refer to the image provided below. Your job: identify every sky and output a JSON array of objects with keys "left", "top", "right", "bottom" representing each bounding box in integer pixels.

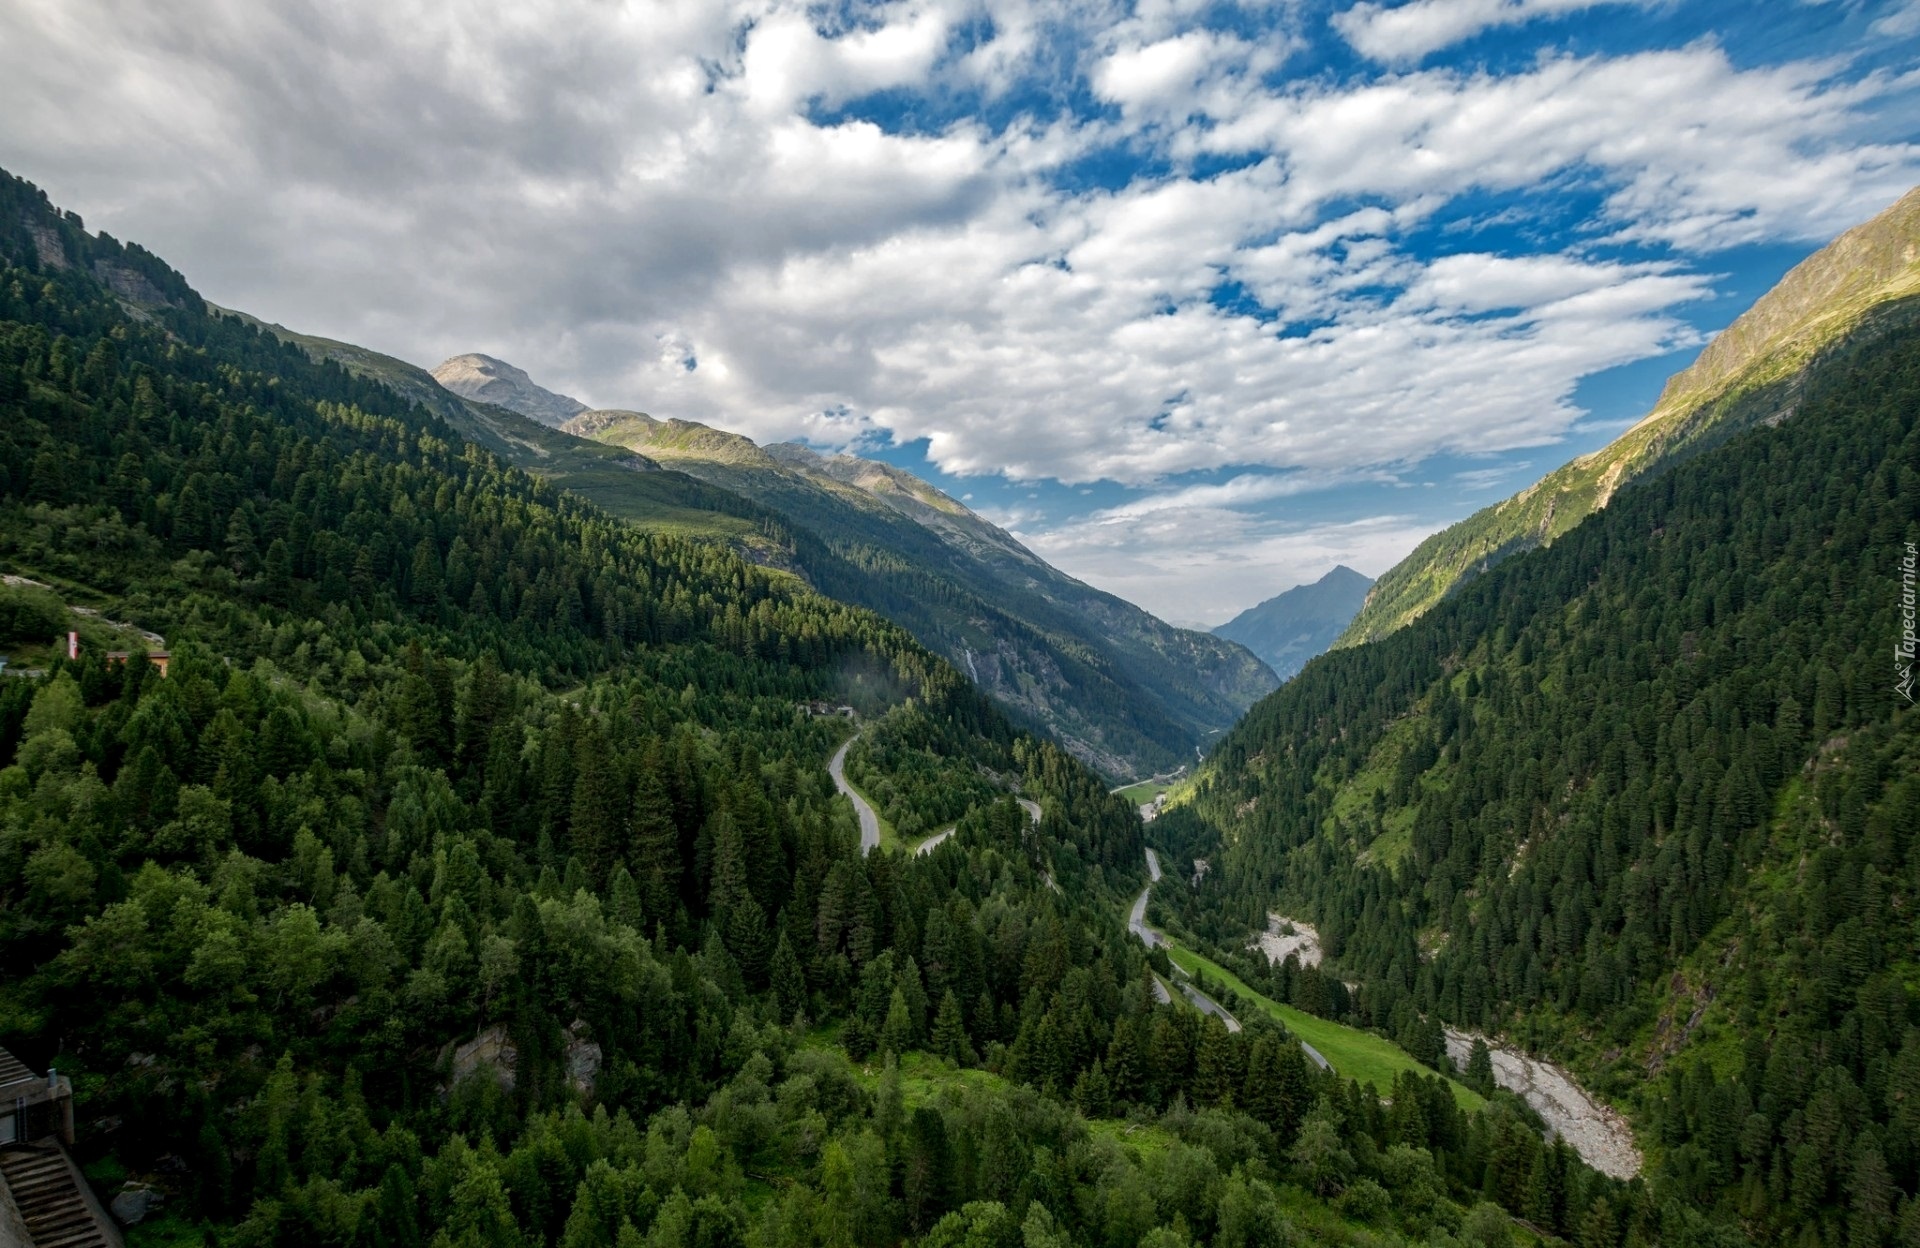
[{"left": 2, "top": 0, "right": 1916, "bottom": 626}]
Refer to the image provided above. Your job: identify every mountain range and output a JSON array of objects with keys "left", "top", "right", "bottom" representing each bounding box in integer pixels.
[
  {"left": 1211, "top": 565, "right": 1373, "bottom": 683},
  {"left": 0, "top": 162, "right": 1564, "bottom": 1248},
  {"left": 3, "top": 153, "right": 1918, "bottom": 1248},
  {"left": 419, "top": 363, "right": 1278, "bottom": 779},
  {"left": 187, "top": 292, "right": 1278, "bottom": 783}
]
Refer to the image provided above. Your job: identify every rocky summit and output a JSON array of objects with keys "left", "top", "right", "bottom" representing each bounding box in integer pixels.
[{"left": 431, "top": 352, "right": 589, "bottom": 428}]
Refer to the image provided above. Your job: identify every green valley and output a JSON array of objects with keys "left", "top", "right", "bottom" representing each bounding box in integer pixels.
[{"left": 0, "top": 166, "right": 1623, "bottom": 1248}]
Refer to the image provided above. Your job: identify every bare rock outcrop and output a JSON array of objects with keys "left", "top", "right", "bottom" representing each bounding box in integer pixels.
[
  {"left": 432, "top": 354, "right": 588, "bottom": 428},
  {"left": 1251, "top": 913, "right": 1323, "bottom": 968},
  {"left": 450, "top": 1024, "right": 517, "bottom": 1092},
  {"left": 1444, "top": 1029, "right": 1642, "bottom": 1179}
]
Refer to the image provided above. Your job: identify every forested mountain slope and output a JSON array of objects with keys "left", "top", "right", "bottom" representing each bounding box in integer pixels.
[
  {"left": 0, "top": 166, "right": 1642, "bottom": 1248},
  {"left": 219, "top": 311, "right": 804, "bottom": 564},
  {"left": 1163, "top": 303, "right": 1920, "bottom": 1245},
  {"left": 219, "top": 324, "right": 1277, "bottom": 782},
  {"left": 558, "top": 407, "right": 1278, "bottom": 782},
  {"left": 1340, "top": 186, "right": 1920, "bottom": 648}
]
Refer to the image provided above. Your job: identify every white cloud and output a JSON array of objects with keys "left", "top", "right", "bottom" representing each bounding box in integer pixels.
[
  {"left": 1333, "top": 0, "right": 1652, "bottom": 64},
  {"left": 0, "top": 0, "right": 1912, "bottom": 612},
  {"left": 1874, "top": 0, "right": 1920, "bottom": 36},
  {"left": 1194, "top": 47, "right": 1918, "bottom": 250},
  {"left": 1018, "top": 504, "right": 1443, "bottom": 624}
]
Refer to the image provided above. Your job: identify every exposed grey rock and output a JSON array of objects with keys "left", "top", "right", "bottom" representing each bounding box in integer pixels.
[
  {"left": 1443, "top": 1029, "right": 1642, "bottom": 1179},
  {"left": 564, "top": 1020, "right": 602, "bottom": 1096},
  {"left": 432, "top": 354, "right": 588, "bottom": 428},
  {"left": 24, "top": 220, "right": 66, "bottom": 269},
  {"left": 450, "top": 1024, "right": 517, "bottom": 1092},
  {"left": 93, "top": 260, "right": 178, "bottom": 307},
  {"left": 110, "top": 1183, "right": 161, "bottom": 1226}
]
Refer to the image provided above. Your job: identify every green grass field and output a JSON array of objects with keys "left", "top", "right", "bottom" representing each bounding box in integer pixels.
[
  {"left": 1163, "top": 945, "right": 1485, "bottom": 1111},
  {"left": 1114, "top": 779, "right": 1178, "bottom": 806}
]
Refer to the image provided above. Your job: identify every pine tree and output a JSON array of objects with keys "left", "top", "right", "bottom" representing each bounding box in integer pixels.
[
  {"left": 1194, "top": 1016, "right": 1238, "bottom": 1108},
  {"left": 630, "top": 749, "right": 681, "bottom": 934},
  {"left": 1849, "top": 1137, "right": 1895, "bottom": 1248},
  {"left": 931, "top": 990, "right": 974, "bottom": 1065},
  {"left": 1073, "top": 1057, "right": 1112, "bottom": 1118},
  {"left": 902, "top": 1106, "right": 952, "bottom": 1234},
  {"left": 607, "top": 865, "right": 644, "bottom": 932},
  {"left": 569, "top": 721, "right": 625, "bottom": 888},
  {"left": 1106, "top": 1016, "right": 1145, "bottom": 1106},
  {"left": 897, "top": 956, "right": 929, "bottom": 1046},
  {"left": 771, "top": 927, "right": 807, "bottom": 1025},
  {"left": 707, "top": 811, "right": 769, "bottom": 986},
  {"left": 1467, "top": 1037, "right": 1495, "bottom": 1094},
  {"left": 880, "top": 987, "right": 914, "bottom": 1057},
  {"left": 1575, "top": 1196, "right": 1616, "bottom": 1248}
]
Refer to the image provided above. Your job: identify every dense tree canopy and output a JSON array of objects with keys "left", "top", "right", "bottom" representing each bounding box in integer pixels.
[
  {"left": 1167, "top": 315, "right": 1920, "bottom": 1247},
  {"left": 0, "top": 168, "right": 1636, "bottom": 1248}
]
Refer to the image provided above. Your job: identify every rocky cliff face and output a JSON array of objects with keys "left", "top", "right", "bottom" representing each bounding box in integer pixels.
[{"left": 432, "top": 353, "right": 588, "bottom": 428}]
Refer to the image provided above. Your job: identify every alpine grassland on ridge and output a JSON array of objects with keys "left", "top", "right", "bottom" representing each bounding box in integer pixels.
[{"left": 1339, "top": 187, "right": 1920, "bottom": 651}]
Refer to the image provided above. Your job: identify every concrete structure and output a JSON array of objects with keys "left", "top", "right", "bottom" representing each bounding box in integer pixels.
[
  {"left": 0, "top": 1052, "right": 68, "bottom": 1149},
  {"left": 0, "top": 1047, "right": 120, "bottom": 1248}
]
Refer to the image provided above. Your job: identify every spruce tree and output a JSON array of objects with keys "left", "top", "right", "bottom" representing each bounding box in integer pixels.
[
  {"left": 607, "top": 865, "right": 644, "bottom": 932},
  {"left": 630, "top": 749, "right": 681, "bottom": 933},
  {"left": 880, "top": 987, "right": 914, "bottom": 1057},
  {"left": 931, "top": 990, "right": 974, "bottom": 1065},
  {"left": 771, "top": 927, "right": 807, "bottom": 1024},
  {"left": 1073, "top": 1057, "right": 1112, "bottom": 1118},
  {"left": 1467, "top": 1037, "right": 1495, "bottom": 1095},
  {"left": 707, "top": 811, "right": 769, "bottom": 986}
]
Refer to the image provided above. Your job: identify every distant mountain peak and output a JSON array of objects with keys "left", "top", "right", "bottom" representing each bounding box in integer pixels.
[
  {"left": 432, "top": 354, "right": 588, "bottom": 428},
  {"left": 1214, "top": 565, "right": 1375, "bottom": 682}
]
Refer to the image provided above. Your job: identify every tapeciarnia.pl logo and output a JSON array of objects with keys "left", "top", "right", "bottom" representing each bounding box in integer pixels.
[{"left": 1898, "top": 541, "right": 1916, "bottom": 703}]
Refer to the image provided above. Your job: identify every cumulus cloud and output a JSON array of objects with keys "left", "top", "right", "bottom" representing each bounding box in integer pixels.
[
  {"left": 0, "top": 0, "right": 1912, "bottom": 612},
  {"left": 1191, "top": 47, "right": 1918, "bottom": 250}
]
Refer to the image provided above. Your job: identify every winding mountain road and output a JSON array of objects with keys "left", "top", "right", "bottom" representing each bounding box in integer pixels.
[
  {"left": 1129, "top": 848, "right": 1163, "bottom": 948},
  {"left": 1172, "top": 971, "right": 1242, "bottom": 1033},
  {"left": 1129, "top": 845, "right": 1326, "bottom": 1059},
  {"left": 828, "top": 737, "right": 881, "bottom": 855},
  {"left": 920, "top": 793, "right": 1039, "bottom": 857}
]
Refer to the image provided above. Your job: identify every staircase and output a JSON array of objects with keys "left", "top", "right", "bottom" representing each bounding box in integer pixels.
[{"left": 0, "top": 1144, "right": 118, "bottom": 1248}]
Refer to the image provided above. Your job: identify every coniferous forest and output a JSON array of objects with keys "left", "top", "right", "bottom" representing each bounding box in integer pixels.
[
  {"left": 1160, "top": 306, "right": 1920, "bottom": 1245},
  {"left": 0, "top": 169, "right": 1677, "bottom": 1248}
]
